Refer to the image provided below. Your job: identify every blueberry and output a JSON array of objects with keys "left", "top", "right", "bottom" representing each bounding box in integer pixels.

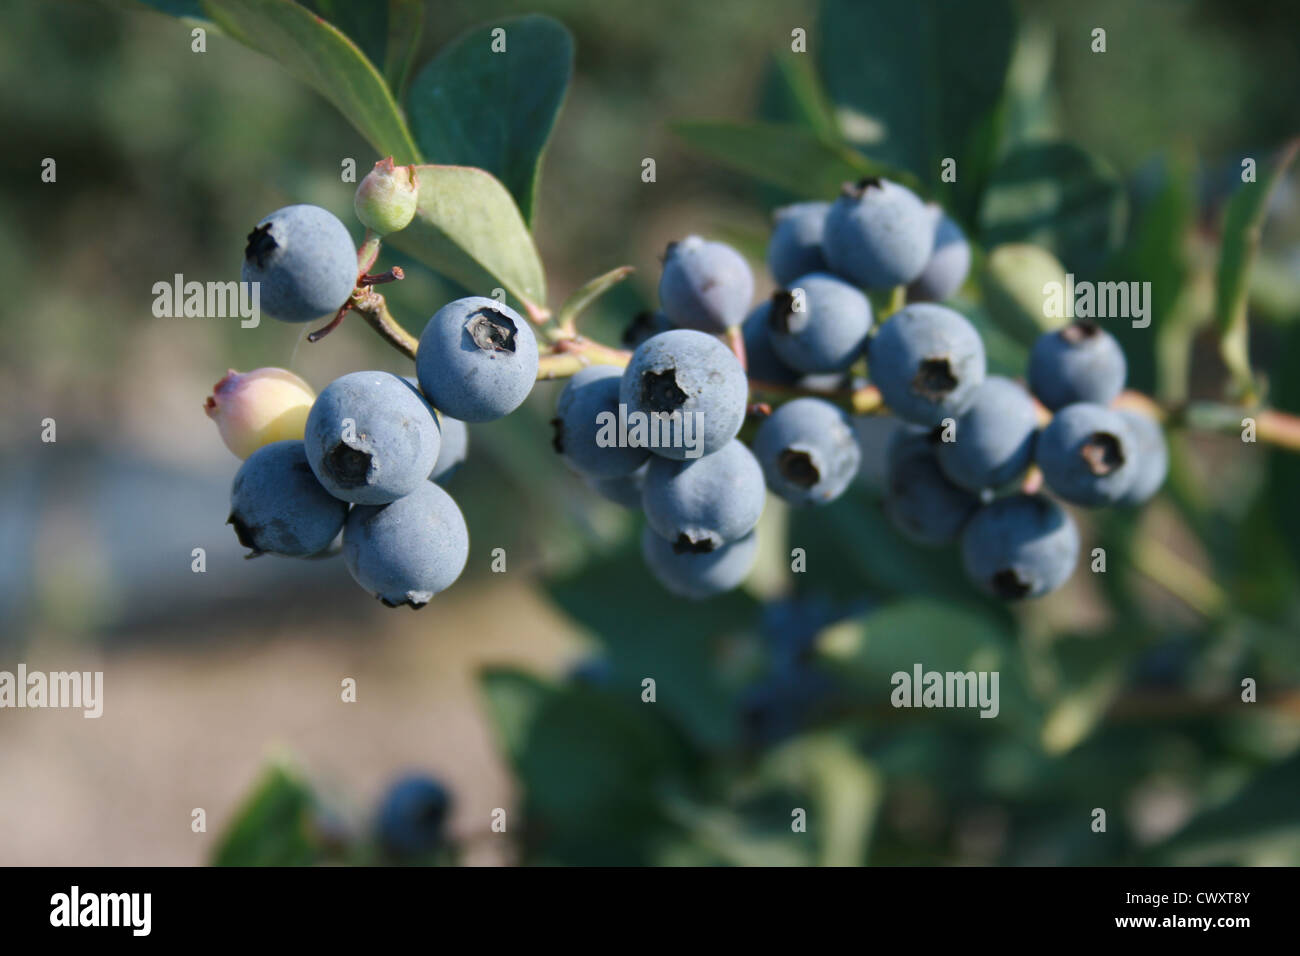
[
  {"left": 753, "top": 398, "right": 860, "bottom": 506},
  {"left": 584, "top": 463, "right": 647, "bottom": 508},
  {"left": 1116, "top": 409, "right": 1168, "bottom": 506},
  {"left": 883, "top": 427, "right": 979, "bottom": 546},
  {"left": 643, "top": 439, "right": 765, "bottom": 551},
  {"left": 622, "top": 309, "right": 674, "bottom": 348},
  {"left": 767, "top": 201, "right": 830, "bottom": 285},
  {"left": 961, "top": 494, "right": 1080, "bottom": 599},
  {"left": 619, "top": 329, "right": 748, "bottom": 461},
  {"left": 402, "top": 377, "right": 469, "bottom": 484},
  {"left": 641, "top": 525, "right": 758, "bottom": 599},
  {"left": 375, "top": 774, "right": 451, "bottom": 859},
  {"left": 416, "top": 297, "right": 539, "bottom": 423},
  {"left": 240, "top": 204, "right": 356, "bottom": 323},
  {"left": 1036, "top": 402, "right": 1138, "bottom": 507},
  {"left": 767, "top": 273, "right": 874, "bottom": 374},
  {"left": 741, "top": 302, "right": 800, "bottom": 385},
  {"left": 429, "top": 414, "right": 469, "bottom": 484},
  {"left": 304, "top": 371, "right": 441, "bottom": 505},
  {"left": 551, "top": 365, "right": 651, "bottom": 478},
  {"left": 935, "top": 376, "right": 1039, "bottom": 492},
  {"left": 228, "top": 440, "right": 349, "bottom": 556},
  {"left": 342, "top": 481, "right": 469, "bottom": 608},
  {"left": 1028, "top": 321, "right": 1127, "bottom": 411},
  {"left": 658, "top": 236, "right": 754, "bottom": 332},
  {"left": 867, "top": 303, "right": 986, "bottom": 426},
  {"left": 852, "top": 414, "right": 905, "bottom": 494},
  {"left": 823, "top": 178, "right": 934, "bottom": 289},
  {"left": 907, "top": 208, "right": 971, "bottom": 302}
]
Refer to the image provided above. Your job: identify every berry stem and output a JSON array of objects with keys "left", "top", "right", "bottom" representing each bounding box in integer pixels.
[
  {"left": 536, "top": 336, "right": 632, "bottom": 380},
  {"left": 553, "top": 265, "right": 636, "bottom": 338},
  {"left": 725, "top": 325, "right": 748, "bottom": 373},
  {"left": 350, "top": 287, "right": 419, "bottom": 359},
  {"left": 357, "top": 230, "right": 382, "bottom": 275}
]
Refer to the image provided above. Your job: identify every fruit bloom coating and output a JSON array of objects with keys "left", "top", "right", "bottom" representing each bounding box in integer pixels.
[
  {"left": 552, "top": 365, "right": 651, "bottom": 478},
  {"left": 754, "top": 398, "right": 861, "bottom": 506},
  {"left": 643, "top": 439, "right": 766, "bottom": 551},
  {"left": 641, "top": 526, "right": 758, "bottom": 599},
  {"left": 354, "top": 157, "right": 419, "bottom": 235},
  {"left": 343, "top": 480, "right": 469, "bottom": 608},
  {"left": 823, "top": 178, "right": 934, "bottom": 289},
  {"left": 205, "top": 366, "right": 315, "bottom": 459},
  {"left": 907, "top": 209, "right": 971, "bottom": 302},
  {"left": 240, "top": 204, "right": 357, "bottom": 323},
  {"left": 868, "top": 303, "right": 987, "bottom": 426},
  {"left": 961, "top": 494, "right": 1080, "bottom": 599},
  {"left": 1036, "top": 402, "right": 1137, "bottom": 507},
  {"left": 1028, "top": 321, "right": 1127, "bottom": 411},
  {"left": 767, "top": 202, "right": 830, "bottom": 286},
  {"left": 401, "top": 376, "right": 469, "bottom": 484},
  {"left": 585, "top": 463, "right": 648, "bottom": 508},
  {"left": 618, "top": 329, "right": 747, "bottom": 461},
  {"left": 884, "top": 427, "right": 979, "bottom": 546},
  {"left": 376, "top": 774, "right": 451, "bottom": 858},
  {"left": 935, "top": 375, "right": 1039, "bottom": 491},
  {"left": 768, "top": 272, "right": 874, "bottom": 374},
  {"left": 416, "top": 297, "right": 539, "bottom": 423},
  {"left": 658, "top": 236, "right": 754, "bottom": 332},
  {"left": 1116, "top": 409, "right": 1168, "bottom": 506},
  {"left": 305, "top": 371, "right": 441, "bottom": 505},
  {"left": 228, "top": 440, "right": 349, "bottom": 556}
]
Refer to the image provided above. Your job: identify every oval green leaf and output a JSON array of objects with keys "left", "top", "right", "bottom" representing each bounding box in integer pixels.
[
  {"left": 385, "top": 164, "right": 547, "bottom": 310},
  {"left": 406, "top": 15, "right": 573, "bottom": 224},
  {"left": 201, "top": 0, "right": 420, "bottom": 162}
]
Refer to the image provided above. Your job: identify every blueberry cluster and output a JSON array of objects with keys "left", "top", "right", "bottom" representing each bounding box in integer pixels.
[
  {"left": 563, "top": 177, "right": 1166, "bottom": 600},
  {"left": 227, "top": 206, "right": 543, "bottom": 608}
]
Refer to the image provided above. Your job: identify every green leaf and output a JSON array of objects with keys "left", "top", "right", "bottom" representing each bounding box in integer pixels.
[
  {"left": 1269, "top": 322, "right": 1300, "bottom": 574},
  {"left": 1214, "top": 139, "right": 1300, "bottom": 399},
  {"left": 673, "top": 120, "right": 915, "bottom": 199},
  {"left": 978, "top": 141, "right": 1127, "bottom": 274},
  {"left": 544, "top": 535, "right": 760, "bottom": 748},
  {"left": 122, "top": 0, "right": 210, "bottom": 17},
  {"left": 406, "top": 15, "right": 573, "bottom": 224},
  {"left": 554, "top": 265, "right": 634, "bottom": 332},
  {"left": 760, "top": 51, "right": 840, "bottom": 141},
  {"left": 201, "top": 0, "right": 420, "bottom": 162},
  {"left": 307, "top": 0, "right": 423, "bottom": 96},
  {"left": 386, "top": 164, "right": 547, "bottom": 310},
  {"left": 211, "top": 761, "right": 323, "bottom": 866},
  {"left": 817, "top": 0, "right": 1015, "bottom": 196}
]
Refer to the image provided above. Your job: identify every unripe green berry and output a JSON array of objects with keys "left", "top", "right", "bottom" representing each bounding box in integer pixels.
[{"left": 354, "top": 157, "right": 419, "bottom": 235}]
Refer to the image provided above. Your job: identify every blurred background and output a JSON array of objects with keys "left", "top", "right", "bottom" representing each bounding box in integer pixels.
[{"left": 0, "top": 0, "right": 1298, "bottom": 866}]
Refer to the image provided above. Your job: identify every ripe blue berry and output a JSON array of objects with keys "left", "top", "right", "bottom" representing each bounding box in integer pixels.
[
  {"left": 641, "top": 526, "right": 758, "bottom": 599},
  {"left": 228, "top": 440, "right": 349, "bottom": 557},
  {"left": 767, "top": 201, "right": 830, "bottom": 286},
  {"left": 619, "top": 329, "right": 748, "bottom": 460},
  {"left": 884, "top": 427, "right": 979, "bottom": 546},
  {"left": 741, "top": 302, "right": 800, "bottom": 385},
  {"left": 961, "top": 494, "right": 1080, "bottom": 599},
  {"left": 241, "top": 204, "right": 356, "bottom": 323},
  {"left": 907, "top": 209, "right": 970, "bottom": 302},
  {"left": 823, "top": 178, "right": 934, "bottom": 289},
  {"left": 584, "top": 463, "right": 647, "bottom": 509},
  {"left": 342, "top": 480, "right": 469, "bottom": 608},
  {"left": 658, "top": 236, "right": 754, "bottom": 332},
  {"left": 622, "top": 309, "right": 674, "bottom": 348},
  {"left": 429, "top": 414, "right": 468, "bottom": 484},
  {"left": 304, "top": 371, "right": 441, "bottom": 505},
  {"left": 1028, "top": 321, "right": 1127, "bottom": 411},
  {"left": 935, "top": 376, "right": 1039, "bottom": 492},
  {"left": 868, "top": 303, "right": 987, "bottom": 426},
  {"left": 375, "top": 774, "right": 451, "bottom": 859},
  {"left": 416, "top": 297, "right": 539, "bottom": 423},
  {"left": 1036, "top": 402, "right": 1138, "bottom": 507},
  {"left": 1116, "top": 409, "right": 1168, "bottom": 506},
  {"left": 754, "top": 398, "right": 860, "bottom": 506},
  {"left": 552, "top": 365, "right": 650, "bottom": 478},
  {"left": 767, "top": 273, "right": 874, "bottom": 374},
  {"left": 643, "top": 439, "right": 765, "bottom": 551}
]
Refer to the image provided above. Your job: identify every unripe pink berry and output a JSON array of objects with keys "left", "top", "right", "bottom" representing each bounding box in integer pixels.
[
  {"left": 354, "top": 157, "right": 419, "bottom": 235},
  {"left": 204, "top": 367, "right": 316, "bottom": 459}
]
